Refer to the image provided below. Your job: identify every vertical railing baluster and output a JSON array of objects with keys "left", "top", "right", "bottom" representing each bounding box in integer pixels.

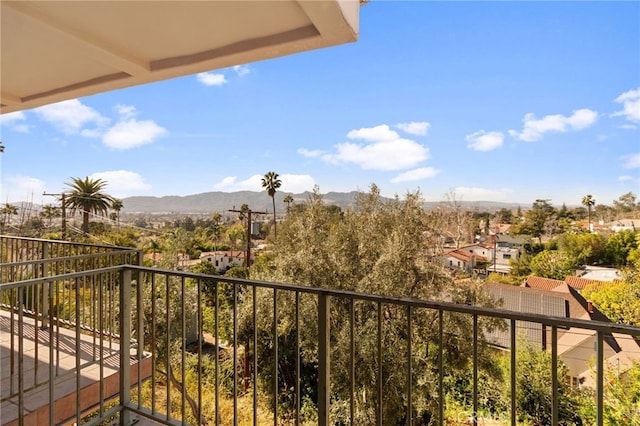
[
  {"left": 551, "top": 325, "right": 558, "bottom": 426},
  {"left": 181, "top": 276, "right": 186, "bottom": 424},
  {"left": 119, "top": 268, "right": 132, "bottom": 425},
  {"left": 350, "top": 298, "right": 355, "bottom": 426},
  {"left": 18, "top": 288, "right": 24, "bottom": 426},
  {"left": 318, "top": 293, "right": 330, "bottom": 426},
  {"left": 596, "top": 330, "right": 604, "bottom": 426},
  {"left": 510, "top": 319, "right": 516, "bottom": 426},
  {"left": 273, "top": 288, "right": 278, "bottom": 426},
  {"left": 377, "top": 301, "right": 382, "bottom": 426},
  {"left": 407, "top": 305, "right": 412, "bottom": 426},
  {"left": 215, "top": 279, "right": 220, "bottom": 426},
  {"left": 75, "top": 277, "right": 81, "bottom": 423},
  {"left": 253, "top": 285, "right": 258, "bottom": 426},
  {"left": 233, "top": 282, "right": 238, "bottom": 426},
  {"left": 295, "top": 291, "right": 300, "bottom": 426},
  {"left": 438, "top": 310, "right": 444, "bottom": 426},
  {"left": 473, "top": 314, "right": 478, "bottom": 426},
  {"left": 151, "top": 273, "right": 157, "bottom": 415},
  {"left": 165, "top": 274, "right": 171, "bottom": 422},
  {"left": 49, "top": 278, "right": 55, "bottom": 426},
  {"left": 198, "top": 278, "right": 203, "bottom": 426}
]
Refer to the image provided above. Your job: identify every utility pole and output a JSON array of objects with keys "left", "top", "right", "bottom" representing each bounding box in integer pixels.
[
  {"left": 43, "top": 192, "right": 66, "bottom": 240},
  {"left": 228, "top": 206, "right": 268, "bottom": 269}
]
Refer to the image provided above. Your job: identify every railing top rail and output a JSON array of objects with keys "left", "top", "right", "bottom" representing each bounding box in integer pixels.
[
  {"left": 3, "top": 264, "right": 639, "bottom": 337},
  {"left": 0, "top": 249, "right": 141, "bottom": 268},
  {"left": 0, "top": 234, "right": 140, "bottom": 251}
]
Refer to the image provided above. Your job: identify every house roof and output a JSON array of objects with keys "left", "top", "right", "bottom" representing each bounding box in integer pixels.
[
  {"left": 564, "top": 275, "right": 601, "bottom": 291},
  {"left": 1, "top": 1, "right": 360, "bottom": 113},
  {"left": 523, "top": 276, "right": 565, "bottom": 291},
  {"left": 444, "top": 248, "right": 487, "bottom": 263}
]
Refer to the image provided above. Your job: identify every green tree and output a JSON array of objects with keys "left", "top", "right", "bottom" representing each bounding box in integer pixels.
[
  {"left": 65, "top": 177, "right": 115, "bottom": 233},
  {"left": 0, "top": 203, "right": 19, "bottom": 232},
  {"left": 582, "top": 194, "right": 595, "bottom": 232},
  {"left": 513, "top": 199, "right": 557, "bottom": 243},
  {"left": 605, "top": 230, "right": 640, "bottom": 267},
  {"left": 261, "top": 171, "right": 282, "bottom": 238},
  {"left": 613, "top": 192, "right": 638, "bottom": 216},
  {"left": 39, "top": 204, "right": 61, "bottom": 227},
  {"left": 582, "top": 258, "right": 640, "bottom": 326},
  {"left": 246, "top": 185, "right": 502, "bottom": 423},
  {"left": 111, "top": 198, "right": 123, "bottom": 226},
  {"left": 506, "top": 341, "right": 584, "bottom": 425},
  {"left": 529, "top": 250, "right": 578, "bottom": 280},
  {"left": 556, "top": 233, "right": 606, "bottom": 265},
  {"left": 283, "top": 194, "right": 294, "bottom": 213}
]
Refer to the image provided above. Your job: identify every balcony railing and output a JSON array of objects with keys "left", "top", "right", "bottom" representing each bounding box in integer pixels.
[{"left": 1, "top": 236, "right": 639, "bottom": 426}]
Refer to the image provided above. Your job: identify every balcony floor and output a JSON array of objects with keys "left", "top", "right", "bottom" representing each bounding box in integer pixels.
[{"left": 0, "top": 309, "right": 152, "bottom": 426}]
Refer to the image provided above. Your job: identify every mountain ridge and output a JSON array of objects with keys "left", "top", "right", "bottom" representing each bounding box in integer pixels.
[{"left": 121, "top": 191, "right": 526, "bottom": 214}]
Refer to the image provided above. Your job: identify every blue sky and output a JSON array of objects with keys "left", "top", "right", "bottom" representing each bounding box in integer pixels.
[{"left": 1, "top": 1, "right": 639, "bottom": 207}]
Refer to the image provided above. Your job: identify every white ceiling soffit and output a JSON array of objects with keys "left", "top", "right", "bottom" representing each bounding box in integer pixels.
[{"left": 0, "top": 0, "right": 360, "bottom": 114}]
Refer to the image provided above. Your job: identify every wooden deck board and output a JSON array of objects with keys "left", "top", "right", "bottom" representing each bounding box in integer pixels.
[{"left": 0, "top": 309, "right": 152, "bottom": 426}]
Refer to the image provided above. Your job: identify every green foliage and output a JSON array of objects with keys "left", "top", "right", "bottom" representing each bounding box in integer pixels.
[
  {"left": 603, "top": 360, "right": 640, "bottom": 424},
  {"left": 65, "top": 176, "right": 115, "bottom": 233},
  {"left": 556, "top": 232, "right": 606, "bottom": 266},
  {"left": 530, "top": 250, "right": 578, "bottom": 280},
  {"left": 605, "top": 230, "right": 640, "bottom": 267},
  {"left": 487, "top": 272, "right": 523, "bottom": 286},
  {"left": 245, "top": 185, "right": 503, "bottom": 423},
  {"left": 506, "top": 341, "right": 584, "bottom": 425},
  {"left": 582, "top": 259, "right": 640, "bottom": 326}
]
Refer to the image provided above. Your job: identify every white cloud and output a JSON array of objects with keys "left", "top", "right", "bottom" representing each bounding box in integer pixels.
[
  {"left": 466, "top": 130, "right": 504, "bottom": 151},
  {"left": 102, "top": 119, "right": 166, "bottom": 150},
  {"left": 391, "top": 167, "right": 440, "bottom": 183},
  {"left": 34, "top": 99, "right": 109, "bottom": 134},
  {"left": 618, "top": 175, "right": 633, "bottom": 182},
  {"left": 347, "top": 124, "right": 399, "bottom": 142},
  {"left": 395, "top": 121, "right": 430, "bottom": 136},
  {"left": 213, "top": 175, "right": 262, "bottom": 191},
  {"left": 197, "top": 72, "right": 227, "bottom": 86},
  {"left": 612, "top": 88, "right": 640, "bottom": 123},
  {"left": 324, "top": 124, "right": 429, "bottom": 171},
  {"left": 297, "top": 148, "right": 324, "bottom": 158},
  {"left": 4, "top": 176, "right": 45, "bottom": 202},
  {"left": 233, "top": 65, "right": 250, "bottom": 76},
  {"left": 0, "top": 111, "right": 29, "bottom": 132},
  {"left": 89, "top": 170, "right": 151, "bottom": 198},
  {"left": 212, "top": 173, "right": 315, "bottom": 193},
  {"left": 620, "top": 153, "right": 640, "bottom": 169},
  {"left": 115, "top": 104, "right": 137, "bottom": 119},
  {"left": 451, "top": 186, "right": 514, "bottom": 202},
  {"left": 509, "top": 108, "right": 598, "bottom": 142},
  {"left": 279, "top": 174, "right": 316, "bottom": 193}
]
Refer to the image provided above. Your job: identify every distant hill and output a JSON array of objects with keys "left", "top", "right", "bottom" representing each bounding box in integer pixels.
[{"left": 121, "top": 191, "right": 525, "bottom": 214}]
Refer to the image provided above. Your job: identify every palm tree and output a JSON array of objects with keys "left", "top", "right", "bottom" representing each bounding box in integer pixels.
[
  {"left": 582, "top": 194, "right": 595, "bottom": 233},
  {"left": 0, "top": 203, "right": 18, "bottom": 232},
  {"left": 261, "top": 171, "right": 282, "bottom": 238},
  {"left": 40, "top": 204, "right": 61, "bottom": 228},
  {"left": 283, "top": 194, "right": 294, "bottom": 213},
  {"left": 65, "top": 177, "right": 115, "bottom": 234},
  {"left": 111, "top": 198, "right": 123, "bottom": 226}
]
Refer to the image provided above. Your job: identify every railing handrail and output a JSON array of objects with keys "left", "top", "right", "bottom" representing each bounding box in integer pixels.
[
  {"left": 3, "top": 263, "right": 639, "bottom": 338},
  {"left": 0, "top": 234, "right": 138, "bottom": 251},
  {"left": 0, "top": 249, "right": 141, "bottom": 269}
]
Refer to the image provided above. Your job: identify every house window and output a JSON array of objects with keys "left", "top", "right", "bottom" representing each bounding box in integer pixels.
[
  {"left": 503, "top": 254, "right": 511, "bottom": 259},
  {"left": 449, "top": 260, "right": 453, "bottom": 266},
  {"left": 457, "top": 261, "right": 461, "bottom": 267}
]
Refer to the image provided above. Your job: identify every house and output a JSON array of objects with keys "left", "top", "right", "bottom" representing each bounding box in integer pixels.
[
  {"left": 606, "top": 219, "right": 640, "bottom": 233},
  {"left": 440, "top": 248, "right": 487, "bottom": 274},
  {"left": 484, "top": 282, "right": 640, "bottom": 388},
  {"left": 200, "top": 251, "right": 245, "bottom": 273}
]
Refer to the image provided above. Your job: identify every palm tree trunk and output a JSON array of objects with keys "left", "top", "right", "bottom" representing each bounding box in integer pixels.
[
  {"left": 272, "top": 196, "right": 277, "bottom": 238},
  {"left": 82, "top": 210, "right": 89, "bottom": 233}
]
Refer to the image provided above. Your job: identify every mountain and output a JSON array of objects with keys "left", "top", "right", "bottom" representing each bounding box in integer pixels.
[{"left": 121, "top": 191, "right": 525, "bottom": 214}]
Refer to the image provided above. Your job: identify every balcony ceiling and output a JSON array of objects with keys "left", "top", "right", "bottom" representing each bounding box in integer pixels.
[{"left": 0, "top": 0, "right": 359, "bottom": 114}]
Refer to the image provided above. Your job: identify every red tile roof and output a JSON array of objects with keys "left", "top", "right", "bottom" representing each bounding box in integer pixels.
[
  {"left": 523, "top": 276, "right": 565, "bottom": 291},
  {"left": 564, "top": 275, "right": 600, "bottom": 290}
]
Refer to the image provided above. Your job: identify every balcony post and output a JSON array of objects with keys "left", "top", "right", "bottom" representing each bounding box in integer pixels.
[
  {"left": 318, "top": 293, "right": 330, "bottom": 426},
  {"left": 119, "top": 268, "right": 132, "bottom": 425},
  {"left": 41, "top": 242, "right": 49, "bottom": 329}
]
